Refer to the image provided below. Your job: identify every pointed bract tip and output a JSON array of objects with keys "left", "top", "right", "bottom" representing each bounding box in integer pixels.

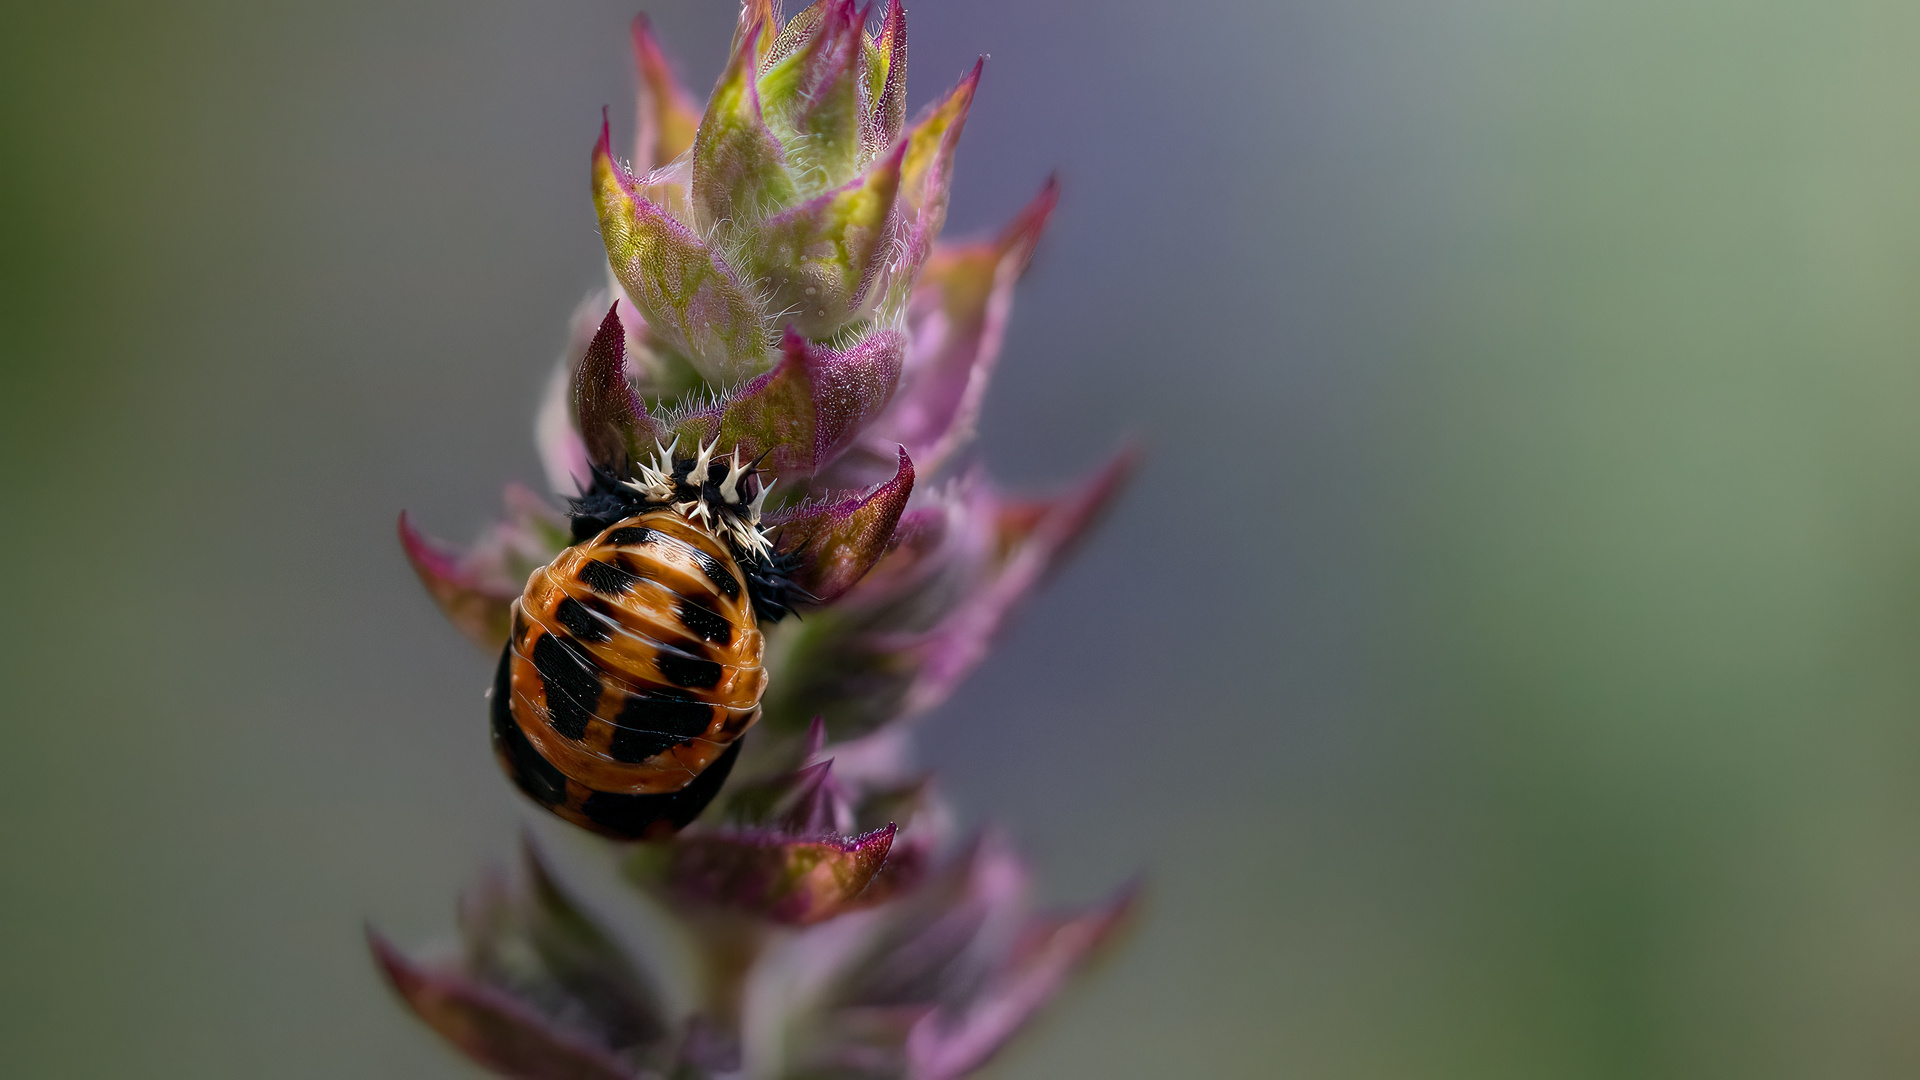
[
  {"left": 631, "top": 15, "right": 695, "bottom": 99},
  {"left": 731, "top": 0, "right": 779, "bottom": 63},
  {"left": 1016, "top": 442, "right": 1140, "bottom": 563},
  {"left": 878, "top": 0, "right": 906, "bottom": 62},
  {"left": 574, "top": 301, "right": 659, "bottom": 471},
  {"left": 1078, "top": 440, "right": 1143, "bottom": 516},
  {"left": 396, "top": 510, "right": 450, "bottom": 575},
  {"left": 592, "top": 107, "right": 620, "bottom": 184},
  {"left": 769, "top": 445, "right": 915, "bottom": 602},
  {"left": 650, "top": 824, "right": 901, "bottom": 925},
  {"left": 367, "top": 928, "right": 633, "bottom": 1080},
  {"left": 397, "top": 511, "right": 516, "bottom": 650},
  {"left": 731, "top": 7, "right": 771, "bottom": 72},
  {"left": 875, "top": 0, "right": 906, "bottom": 59},
  {"left": 366, "top": 928, "right": 423, "bottom": 1000},
  {"left": 628, "top": 15, "right": 676, "bottom": 92},
  {"left": 1001, "top": 173, "right": 1061, "bottom": 255},
  {"left": 902, "top": 59, "right": 983, "bottom": 196},
  {"left": 860, "top": 821, "right": 899, "bottom": 853},
  {"left": 740, "top": 0, "right": 777, "bottom": 33},
  {"left": 915, "top": 59, "right": 981, "bottom": 127},
  {"left": 628, "top": 13, "right": 703, "bottom": 170},
  {"left": 946, "top": 59, "right": 984, "bottom": 132}
]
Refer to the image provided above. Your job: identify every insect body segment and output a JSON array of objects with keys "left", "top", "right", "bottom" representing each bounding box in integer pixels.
[{"left": 495, "top": 509, "right": 770, "bottom": 838}]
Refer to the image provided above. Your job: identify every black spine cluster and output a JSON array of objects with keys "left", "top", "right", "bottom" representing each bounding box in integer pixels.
[
  {"left": 566, "top": 457, "right": 803, "bottom": 624},
  {"left": 743, "top": 548, "right": 807, "bottom": 624},
  {"left": 568, "top": 464, "right": 647, "bottom": 542}
]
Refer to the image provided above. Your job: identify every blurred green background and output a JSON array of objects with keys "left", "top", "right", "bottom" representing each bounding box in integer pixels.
[{"left": 5, "top": 0, "right": 1920, "bottom": 1076}]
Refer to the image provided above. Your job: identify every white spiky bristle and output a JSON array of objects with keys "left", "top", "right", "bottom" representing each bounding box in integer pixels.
[
  {"left": 623, "top": 435, "right": 773, "bottom": 559},
  {"left": 719, "top": 450, "right": 747, "bottom": 504}
]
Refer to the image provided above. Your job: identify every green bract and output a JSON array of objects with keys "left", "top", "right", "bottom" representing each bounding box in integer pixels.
[{"left": 595, "top": 0, "right": 942, "bottom": 393}]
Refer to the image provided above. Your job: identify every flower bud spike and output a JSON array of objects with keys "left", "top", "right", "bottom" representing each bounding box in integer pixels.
[{"left": 393, "top": 8, "right": 1137, "bottom": 1076}]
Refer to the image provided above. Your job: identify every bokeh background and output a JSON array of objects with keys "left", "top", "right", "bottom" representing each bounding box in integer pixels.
[{"left": 6, "top": 0, "right": 1920, "bottom": 1076}]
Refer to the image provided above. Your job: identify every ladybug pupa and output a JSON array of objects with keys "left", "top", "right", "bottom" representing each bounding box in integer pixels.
[{"left": 491, "top": 436, "right": 800, "bottom": 839}]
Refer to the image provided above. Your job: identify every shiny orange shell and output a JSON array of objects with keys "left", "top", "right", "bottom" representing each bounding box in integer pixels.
[{"left": 491, "top": 509, "right": 766, "bottom": 837}]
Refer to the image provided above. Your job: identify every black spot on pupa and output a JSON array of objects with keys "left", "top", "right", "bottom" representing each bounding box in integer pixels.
[
  {"left": 655, "top": 651, "right": 723, "bottom": 690},
  {"left": 609, "top": 727, "right": 681, "bottom": 765},
  {"left": 676, "top": 600, "right": 733, "bottom": 645},
  {"left": 531, "top": 632, "right": 601, "bottom": 740},
  {"left": 687, "top": 548, "right": 741, "bottom": 599},
  {"left": 606, "top": 526, "right": 655, "bottom": 546},
  {"left": 580, "top": 558, "right": 638, "bottom": 595},
  {"left": 491, "top": 646, "right": 567, "bottom": 806},
  {"left": 608, "top": 691, "right": 714, "bottom": 763},
  {"left": 554, "top": 597, "right": 609, "bottom": 642},
  {"left": 579, "top": 738, "right": 743, "bottom": 838}
]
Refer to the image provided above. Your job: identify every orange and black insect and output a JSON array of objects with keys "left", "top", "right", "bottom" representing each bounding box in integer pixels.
[{"left": 490, "top": 438, "right": 799, "bottom": 838}]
